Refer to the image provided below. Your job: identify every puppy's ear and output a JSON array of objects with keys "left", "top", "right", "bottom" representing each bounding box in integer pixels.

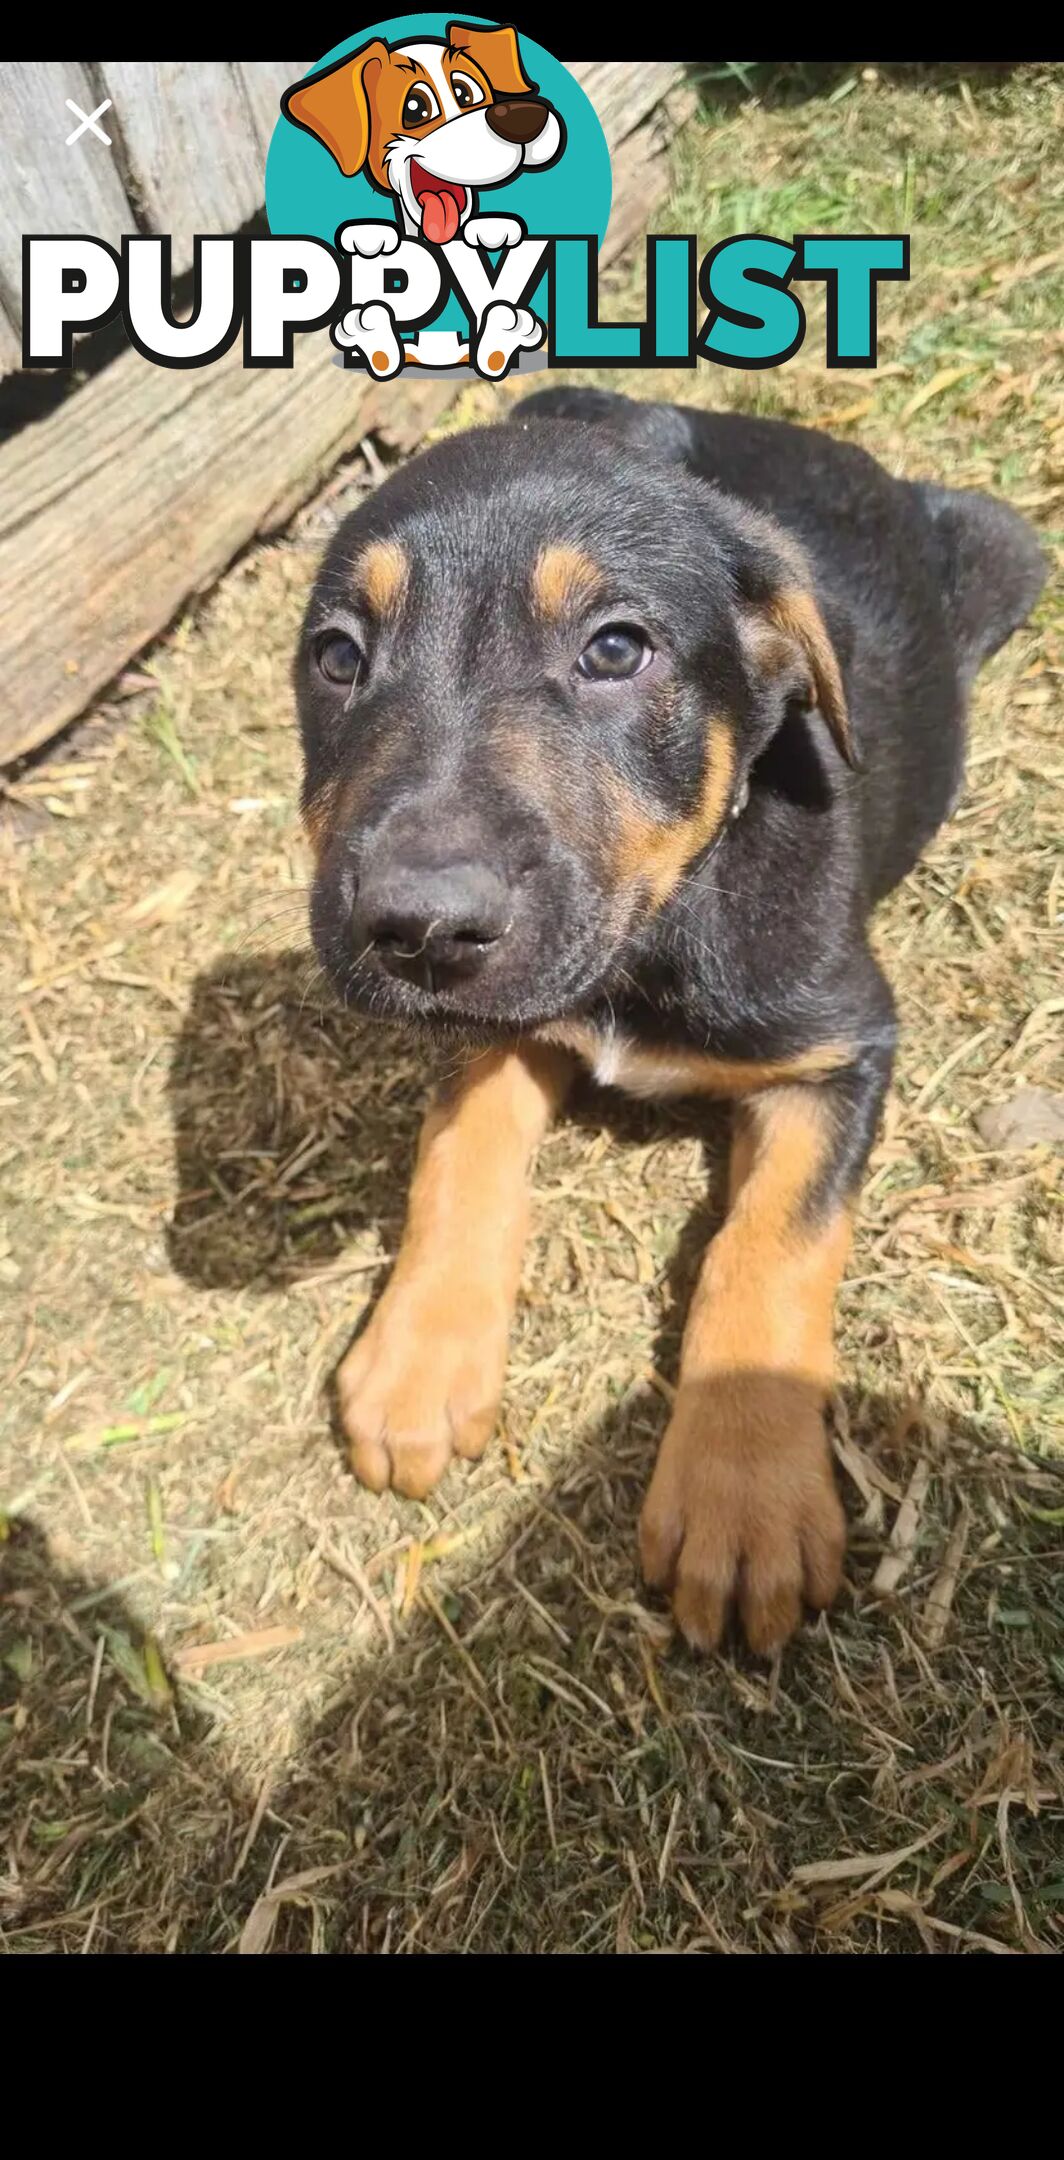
[
  {"left": 281, "top": 40, "right": 388, "bottom": 177},
  {"left": 730, "top": 510, "right": 858, "bottom": 770},
  {"left": 446, "top": 20, "right": 535, "bottom": 96}
]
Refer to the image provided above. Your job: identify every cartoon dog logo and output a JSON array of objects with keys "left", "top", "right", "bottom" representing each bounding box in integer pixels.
[{"left": 281, "top": 20, "right": 565, "bottom": 376}]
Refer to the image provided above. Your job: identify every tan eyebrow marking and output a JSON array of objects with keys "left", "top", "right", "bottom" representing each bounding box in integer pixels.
[
  {"left": 531, "top": 543, "right": 601, "bottom": 619},
  {"left": 355, "top": 539, "right": 409, "bottom": 617}
]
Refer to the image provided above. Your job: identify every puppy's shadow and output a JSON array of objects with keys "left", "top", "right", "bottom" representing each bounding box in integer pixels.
[
  {"left": 565, "top": 1081, "right": 731, "bottom": 1386},
  {"left": 166, "top": 951, "right": 431, "bottom": 1289},
  {"left": 9, "top": 1391, "right": 1064, "bottom": 1952},
  {"left": 167, "top": 950, "right": 733, "bottom": 1340}
]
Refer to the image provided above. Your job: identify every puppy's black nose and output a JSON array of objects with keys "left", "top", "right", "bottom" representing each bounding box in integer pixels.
[
  {"left": 485, "top": 98, "right": 549, "bottom": 145},
  {"left": 357, "top": 860, "right": 512, "bottom": 987}
]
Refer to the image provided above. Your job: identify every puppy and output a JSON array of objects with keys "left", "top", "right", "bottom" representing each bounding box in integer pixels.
[
  {"left": 283, "top": 22, "right": 562, "bottom": 375},
  {"left": 296, "top": 388, "right": 1045, "bottom": 1655}
]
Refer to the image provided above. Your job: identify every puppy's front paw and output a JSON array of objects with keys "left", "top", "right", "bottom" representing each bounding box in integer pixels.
[
  {"left": 474, "top": 301, "right": 543, "bottom": 378},
  {"left": 331, "top": 302, "right": 403, "bottom": 377},
  {"left": 463, "top": 213, "right": 525, "bottom": 252},
  {"left": 337, "top": 1288, "right": 509, "bottom": 1499},
  {"left": 337, "top": 221, "right": 401, "bottom": 257},
  {"left": 639, "top": 1373, "right": 846, "bottom": 1656}
]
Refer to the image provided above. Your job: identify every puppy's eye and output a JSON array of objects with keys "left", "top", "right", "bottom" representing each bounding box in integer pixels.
[
  {"left": 577, "top": 625, "right": 653, "bottom": 680},
  {"left": 316, "top": 632, "right": 363, "bottom": 686},
  {"left": 402, "top": 85, "right": 438, "bottom": 128},
  {"left": 451, "top": 73, "right": 484, "bottom": 110}
]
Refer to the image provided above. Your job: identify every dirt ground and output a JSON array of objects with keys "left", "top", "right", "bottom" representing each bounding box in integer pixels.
[{"left": 2, "top": 63, "right": 1062, "bottom": 1953}]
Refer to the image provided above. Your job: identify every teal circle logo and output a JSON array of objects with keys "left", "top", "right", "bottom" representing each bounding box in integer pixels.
[{"left": 265, "top": 16, "right": 612, "bottom": 376}]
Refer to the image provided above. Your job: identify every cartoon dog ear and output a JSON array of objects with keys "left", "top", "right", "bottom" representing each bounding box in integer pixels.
[
  {"left": 446, "top": 20, "right": 535, "bottom": 96},
  {"left": 281, "top": 40, "right": 389, "bottom": 178},
  {"left": 729, "top": 509, "right": 858, "bottom": 770}
]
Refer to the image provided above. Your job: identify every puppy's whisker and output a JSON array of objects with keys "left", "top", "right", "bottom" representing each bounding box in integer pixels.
[
  {"left": 667, "top": 876, "right": 742, "bottom": 915},
  {"left": 348, "top": 938, "right": 377, "bottom": 976},
  {"left": 235, "top": 908, "right": 314, "bottom": 939},
  {"left": 609, "top": 964, "right": 656, "bottom": 1011},
  {"left": 227, "top": 895, "right": 313, "bottom": 932},
  {"left": 660, "top": 921, "right": 721, "bottom": 978},
  {"left": 296, "top": 963, "right": 330, "bottom": 1017},
  {"left": 389, "top": 916, "right": 443, "bottom": 962},
  {"left": 662, "top": 886, "right": 741, "bottom": 952},
  {"left": 226, "top": 920, "right": 314, "bottom": 964}
]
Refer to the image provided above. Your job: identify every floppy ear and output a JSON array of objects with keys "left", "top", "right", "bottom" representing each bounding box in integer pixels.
[
  {"left": 757, "top": 585, "right": 857, "bottom": 769},
  {"left": 281, "top": 40, "right": 388, "bottom": 177},
  {"left": 446, "top": 20, "right": 535, "bottom": 96},
  {"left": 729, "top": 512, "right": 857, "bottom": 770}
]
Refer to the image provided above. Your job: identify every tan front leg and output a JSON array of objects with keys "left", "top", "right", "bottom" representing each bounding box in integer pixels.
[
  {"left": 640, "top": 1084, "right": 853, "bottom": 1655},
  {"left": 338, "top": 1044, "right": 572, "bottom": 1498}
]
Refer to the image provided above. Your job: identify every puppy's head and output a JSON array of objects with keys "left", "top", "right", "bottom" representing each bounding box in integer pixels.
[
  {"left": 297, "top": 414, "right": 854, "bottom": 1037},
  {"left": 282, "top": 23, "right": 563, "bottom": 240}
]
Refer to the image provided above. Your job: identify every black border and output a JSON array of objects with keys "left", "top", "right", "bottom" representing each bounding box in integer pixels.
[
  {"left": 120, "top": 233, "right": 241, "bottom": 369},
  {"left": 333, "top": 221, "right": 453, "bottom": 377},
  {"left": 696, "top": 232, "right": 806, "bottom": 372},
  {"left": 547, "top": 232, "right": 697, "bottom": 370},
  {"left": 454, "top": 219, "right": 553, "bottom": 380},
  {"left": 242, "top": 234, "right": 344, "bottom": 367},
  {"left": 21, "top": 232, "right": 123, "bottom": 367},
  {"left": 794, "top": 231, "right": 911, "bottom": 369}
]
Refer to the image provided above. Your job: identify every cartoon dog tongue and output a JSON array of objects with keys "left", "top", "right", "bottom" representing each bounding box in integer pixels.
[{"left": 421, "top": 187, "right": 461, "bottom": 245}]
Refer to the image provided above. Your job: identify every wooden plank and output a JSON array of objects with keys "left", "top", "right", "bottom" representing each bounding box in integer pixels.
[
  {"left": 236, "top": 63, "right": 307, "bottom": 164},
  {"left": 0, "top": 340, "right": 383, "bottom": 763},
  {"left": 572, "top": 61, "right": 685, "bottom": 149},
  {"left": 99, "top": 63, "right": 268, "bottom": 275},
  {"left": 0, "top": 62, "right": 135, "bottom": 333},
  {"left": 596, "top": 80, "right": 698, "bottom": 264},
  {"left": 0, "top": 64, "right": 689, "bottom": 765},
  {"left": 0, "top": 296, "right": 21, "bottom": 375}
]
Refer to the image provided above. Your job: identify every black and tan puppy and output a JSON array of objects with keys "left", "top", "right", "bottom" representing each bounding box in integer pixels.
[{"left": 296, "top": 387, "right": 1044, "bottom": 1654}]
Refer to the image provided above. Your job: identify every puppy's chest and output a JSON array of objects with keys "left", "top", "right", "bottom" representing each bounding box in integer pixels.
[
  {"left": 535, "top": 1020, "right": 849, "bottom": 1101},
  {"left": 538, "top": 1021, "right": 705, "bottom": 1098}
]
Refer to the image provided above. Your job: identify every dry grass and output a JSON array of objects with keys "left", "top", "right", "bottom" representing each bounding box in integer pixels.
[{"left": 2, "top": 63, "right": 1062, "bottom": 1954}]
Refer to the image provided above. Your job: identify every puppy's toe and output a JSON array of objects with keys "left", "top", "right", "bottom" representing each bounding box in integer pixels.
[
  {"left": 332, "top": 303, "right": 403, "bottom": 377},
  {"left": 475, "top": 301, "right": 543, "bottom": 377},
  {"left": 338, "top": 221, "right": 400, "bottom": 256},
  {"left": 464, "top": 214, "right": 524, "bottom": 251}
]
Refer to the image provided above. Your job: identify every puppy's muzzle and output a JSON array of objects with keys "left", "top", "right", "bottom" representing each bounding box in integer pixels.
[
  {"left": 486, "top": 98, "right": 550, "bottom": 145},
  {"left": 355, "top": 854, "right": 512, "bottom": 990}
]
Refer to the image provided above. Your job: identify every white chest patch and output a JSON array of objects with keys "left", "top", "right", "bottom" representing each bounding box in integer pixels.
[
  {"left": 537, "top": 1022, "right": 701, "bottom": 1100},
  {"left": 590, "top": 1029, "right": 624, "bottom": 1087}
]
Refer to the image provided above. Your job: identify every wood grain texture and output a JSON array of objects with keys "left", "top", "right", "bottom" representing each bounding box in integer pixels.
[
  {"left": 0, "top": 339, "right": 378, "bottom": 763},
  {"left": 0, "top": 62, "right": 135, "bottom": 336},
  {"left": 0, "top": 299, "right": 21, "bottom": 376},
  {"left": 235, "top": 62, "right": 307, "bottom": 162},
  {"left": 571, "top": 60, "right": 685, "bottom": 149},
  {"left": 596, "top": 81, "right": 698, "bottom": 264},
  {"left": 99, "top": 63, "right": 269, "bottom": 274}
]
